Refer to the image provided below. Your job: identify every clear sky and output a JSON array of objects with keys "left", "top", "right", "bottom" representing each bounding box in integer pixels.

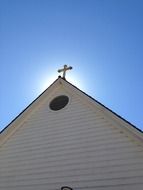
[{"left": 0, "top": 0, "right": 143, "bottom": 131}]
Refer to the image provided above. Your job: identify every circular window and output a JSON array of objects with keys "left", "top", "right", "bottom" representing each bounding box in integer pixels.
[{"left": 49, "top": 95, "right": 69, "bottom": 111}]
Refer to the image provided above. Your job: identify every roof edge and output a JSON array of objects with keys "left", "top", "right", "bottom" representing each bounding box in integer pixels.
[
  {"left": 0, "top": 77, "right": 61, "bottom": 135},
  {"left": 62, "top": 79, "right": 143, "bottom": 135}
]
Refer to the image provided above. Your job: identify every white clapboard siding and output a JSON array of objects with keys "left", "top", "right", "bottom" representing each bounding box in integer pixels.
[{"left": 0, "top": 78, "right": 143, "bottom": 190}]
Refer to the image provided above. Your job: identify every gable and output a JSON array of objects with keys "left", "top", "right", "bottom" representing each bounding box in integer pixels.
[
  {"left": 0, "top": 77, "right": 143, "bottom": 146},
  {"left": 0, "top": 77, "right": 143, "bottom": 190}
]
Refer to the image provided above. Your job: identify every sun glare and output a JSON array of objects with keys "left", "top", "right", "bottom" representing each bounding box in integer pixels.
[
  {"left": 37, "top": 62, "right": 86, "bottom": 94},
  {"left": 39, "top": 73, "right": 85, "bottom": 93},
  {"left": 40, "top": 74, "right": 58, "bottom": 92},
  {"left": 66, "top": 75, "right": 84, "bottom": 90}
]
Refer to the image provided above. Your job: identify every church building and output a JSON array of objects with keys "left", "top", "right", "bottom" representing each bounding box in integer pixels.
[{"left": 0, "top": 65, "right": 143, "bottom": 190}]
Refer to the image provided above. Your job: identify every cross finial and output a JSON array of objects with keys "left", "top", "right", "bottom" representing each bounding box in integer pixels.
[{"left": 58, "top": 65, "right": 73, "bottom": 79}]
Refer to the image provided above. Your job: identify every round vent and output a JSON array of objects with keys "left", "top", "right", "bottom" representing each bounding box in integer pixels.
[{"left": 49, "top": 95, "right": 69, "bottom": 111}]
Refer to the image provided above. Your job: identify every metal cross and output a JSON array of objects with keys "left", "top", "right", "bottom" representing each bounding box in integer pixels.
[{"left": 58, "top": 65, "right": 73, "bottom": 79}]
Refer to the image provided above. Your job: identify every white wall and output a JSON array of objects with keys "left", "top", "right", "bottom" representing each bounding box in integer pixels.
[{"left": 0, "top": 86, "right": 143, "bottom": 190}]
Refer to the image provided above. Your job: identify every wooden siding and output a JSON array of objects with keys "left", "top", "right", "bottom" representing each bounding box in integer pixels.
[{"left": 0, "top": 87, "right": 143, "bottom": 190}]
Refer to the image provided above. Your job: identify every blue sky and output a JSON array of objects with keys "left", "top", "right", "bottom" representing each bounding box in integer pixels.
[{"left": 0, "top": 0, "right": 143, "bottom": 131}]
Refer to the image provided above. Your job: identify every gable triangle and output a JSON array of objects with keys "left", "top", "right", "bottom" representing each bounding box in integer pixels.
[{"left": 0, "top": 77, "right": 143, "bottom": 190}]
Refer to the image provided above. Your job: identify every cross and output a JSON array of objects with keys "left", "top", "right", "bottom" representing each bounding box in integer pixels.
[{"left": 58, "top": 65, "right": 73, "bottom": 79}]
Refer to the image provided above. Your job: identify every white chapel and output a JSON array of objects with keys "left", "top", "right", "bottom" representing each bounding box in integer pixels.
[{"left": 0, "top": 65, "right": 143, "bottom": 190}]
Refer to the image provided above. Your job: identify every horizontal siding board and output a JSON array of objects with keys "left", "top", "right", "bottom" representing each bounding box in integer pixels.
[
  {"left": 1, "top": 176, "right": 143, "bottom": 187},
  {"left": 1, "top": 136, "right": 132, "bottom": 155},
  {"left": 1, "top": 156, "right": 143, "bottom": 173},
  {"left": 1, "top": 165, "right": 143, "bottom": 179},
  {"left": 1, "top": 143, "right": 142, "bottom": 161},
  {"left": 3, "top": 128, "right": 130, "bottom": 147},
  {"left": 2, "top": 132, "right": 133, "bottom": 152},
  {"left": 1, "top": 146, "right": 143, "bottom": 163},
  {"left": 1, "top": 138, "right": 137, "bottom": 156},
  {"left": 1, "top": 161, "right": 143, "bottom": 175}
]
